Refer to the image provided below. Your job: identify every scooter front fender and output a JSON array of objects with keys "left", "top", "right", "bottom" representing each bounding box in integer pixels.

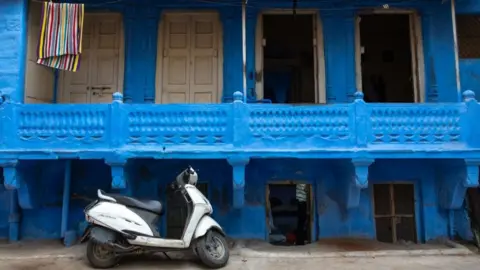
[{"left": 193, "top": 215, "right": 225, "bottom": 240}]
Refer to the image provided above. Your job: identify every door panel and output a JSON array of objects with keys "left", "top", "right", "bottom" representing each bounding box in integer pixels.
[
  {"left": 90, "top": 16, "right": 122, "bottom": 103},
  {"left": 162, "top": 15, "right": 191, "bottom": 104},
  {"left": 373, "top": 183, "right": 417, "bottom": 243},
  {"left": 60, "top": 14, "right": 121, "bottom": 104},
  {"left": 64, "top": 51, "right": 92, "bottom": 103},
  {"left": 160, "top": 13, "right": 219, "bottom": 104},
  {"left": 61, "top": 15, "right": 94, "bottom": 103},
  {"left": 190, "top": 14, "right": 218, "bottom": 103}
]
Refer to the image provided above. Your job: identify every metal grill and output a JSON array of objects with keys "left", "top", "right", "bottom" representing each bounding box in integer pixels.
[{"left": 457, "top": 15, "right": 480, "bottom": 59}]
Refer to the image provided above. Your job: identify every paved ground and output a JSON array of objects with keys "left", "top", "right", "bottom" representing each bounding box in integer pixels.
[
  {"left": 2, "top": 255, "right": 480, "bottom": 270},
  {"left": 0, "top": 239, "right": 478, "bottom": 270}
]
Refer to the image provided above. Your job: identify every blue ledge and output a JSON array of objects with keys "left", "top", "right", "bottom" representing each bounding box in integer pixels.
[{"left": 0, "top": 91, "right": 478, "bottom": 157}]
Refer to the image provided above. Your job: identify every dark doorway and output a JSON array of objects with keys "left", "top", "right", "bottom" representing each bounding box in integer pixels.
[
  {"left": 166, "top": 183, "right": 208, "bottom": 239},
  {"left": 359, "top": 14, "right": 416, "bottom": 103},
  {"left": 262, "top": 14, "right": 316, "bottom": 104},
  {"left": 267, "top": 183, "right": 312, "bottom": 246},
  {"left": 373, "top": 183, "right": 417, "bottom": 243}
]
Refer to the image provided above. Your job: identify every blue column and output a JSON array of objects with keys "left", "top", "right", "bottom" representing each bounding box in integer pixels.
[
  {"left": 143, "top": 14, "right": 159, "bottom": 104},
  {"left": 220, "top": 7, "right": 242, "bottom": 101},
  {"left": 0, "top": 0, "right": 28, "bottom": 103},
  {"left": 421, "top": 5, "right": 458, "bottom": 103},
  {"left": 227, "top": 157, "right": 250, "bottom": 209},
  {"left": 320, "top": 10, "right": 356, "bottom": 103},
  {"left": 123, "top": 6, "right": 159, "bottom": 103},
  {"left": 61, "top": 160, "right": 76, "bottom": 247},
  {"left": 0, "top": 159, "right": 21, "bottom": 242}
]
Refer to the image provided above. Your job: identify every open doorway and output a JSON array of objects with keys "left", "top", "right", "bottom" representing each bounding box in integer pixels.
[
  {"left": 261, "top": 14, "right": 316, "bottom": 104},
  {"left": 266, "top": 182, "right": 312, "bottom": 246},
  {"left": 357, "top": 14, "right": 423, "bottom": 103},
  {"left": 373, "top": 183, "right": 417, "bottom": 243}
]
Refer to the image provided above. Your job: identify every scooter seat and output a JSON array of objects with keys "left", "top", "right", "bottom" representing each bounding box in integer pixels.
[{"left": 101, "top": 191, "right": 163, "bottom": 215}]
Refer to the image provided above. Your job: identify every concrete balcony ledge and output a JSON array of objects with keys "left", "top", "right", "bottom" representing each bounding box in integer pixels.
[{"left": 0, "top": 91, "right": 478, "bottom": 159}]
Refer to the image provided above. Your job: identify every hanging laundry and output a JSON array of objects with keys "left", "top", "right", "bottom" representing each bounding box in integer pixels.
[{"left": 37, "top": 2, "right": 84, "bottom": 72}]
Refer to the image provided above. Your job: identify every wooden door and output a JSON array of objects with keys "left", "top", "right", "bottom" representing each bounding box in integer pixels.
[
  {"left": 59, "top": 14, "right": 122, "bottom": 103},
  {"left": 161, "top": 13, "right": 219, "bottom": 104},
  {"left": 89, "top": 15, "right": 122, "bottom": 103},
  {"left": 189, "top": 14, "right": 219, "bottom": 103},
  {"left": 373, "top": 183, "right": 417, "bottom": 243}
]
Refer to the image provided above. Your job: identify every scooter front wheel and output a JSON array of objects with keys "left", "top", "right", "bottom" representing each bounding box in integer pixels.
[
  {"left": 86, "top": 240, "right": 119, "bottom": 269},
  {"left": 195, "top": 230, "right": 229, "bottom": 269}
]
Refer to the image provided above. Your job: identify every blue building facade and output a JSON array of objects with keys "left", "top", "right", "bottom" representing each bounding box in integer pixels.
[{"left": 0, "top": 0, "right": 479, "bottom": 246}]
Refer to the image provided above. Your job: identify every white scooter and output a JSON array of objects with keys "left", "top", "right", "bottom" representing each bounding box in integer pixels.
[{"left": 81, "top": 166, "right": 229, "bottom": 269}]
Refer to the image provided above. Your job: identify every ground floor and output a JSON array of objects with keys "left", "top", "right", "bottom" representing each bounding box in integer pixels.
[{"left": 0, "top": 158, "right": 475, "bottom": 246}]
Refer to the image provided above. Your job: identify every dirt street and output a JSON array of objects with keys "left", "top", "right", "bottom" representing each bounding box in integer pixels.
[{"left": 2, "top": 255, "right": 480, "bottom": 270}]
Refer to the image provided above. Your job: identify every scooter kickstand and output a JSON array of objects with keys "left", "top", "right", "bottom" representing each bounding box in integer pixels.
[{"left": 163, "top": 252, "right": 172, "bottom": 260}]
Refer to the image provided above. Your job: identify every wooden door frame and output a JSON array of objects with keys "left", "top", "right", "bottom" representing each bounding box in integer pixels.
[
  {"left": 57, "top": 12, "right": 125, "bottom": 104},
  {"left": 371, "top": 182, "right": 418, "bottom": 243},
  {"left": 255, "top": 10, "right": 326, "bottom": 104},
  {"left": 354, "top": 9, "right": 425, "bottom": 103},
  {"left": 155, "top": 10, "right": 224, "bottom": 104},
  {"left": 265, "top": 181, "right": 315, "bottom": 243}
]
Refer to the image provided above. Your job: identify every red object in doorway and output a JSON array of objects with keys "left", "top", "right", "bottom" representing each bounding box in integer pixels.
[{"left": 286, "top": 232, "right": 296, "bottom": 244}]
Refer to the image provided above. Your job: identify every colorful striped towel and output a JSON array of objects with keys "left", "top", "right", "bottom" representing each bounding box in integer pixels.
[{"left": 37, "top": 2, "right": 84, "bottom": 72}]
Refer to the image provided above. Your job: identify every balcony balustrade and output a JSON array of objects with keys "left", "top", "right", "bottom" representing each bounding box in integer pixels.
[{"left": 0, "top": 91, "right": 476, "bottom": 157}]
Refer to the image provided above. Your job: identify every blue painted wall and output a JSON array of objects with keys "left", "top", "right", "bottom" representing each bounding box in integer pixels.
[
  {"left": 4, "top": 158, "right": 470, "bottom": 243},
  {"left": 0, "top": 0, "right": 476, "bottom": 244}
]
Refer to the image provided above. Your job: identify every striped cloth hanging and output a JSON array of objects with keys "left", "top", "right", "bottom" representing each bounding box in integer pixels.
[{"left": 37, "top": 2, "right": 84, "bottom": 72}]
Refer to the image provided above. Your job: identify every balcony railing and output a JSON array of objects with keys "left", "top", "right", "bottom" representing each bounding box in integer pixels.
[{"left": 0, "top": 91, "right": 477, "bottom": 152}]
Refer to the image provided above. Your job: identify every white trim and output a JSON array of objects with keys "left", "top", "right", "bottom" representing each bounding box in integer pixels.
[
  {"left": 155, "top": 10, "right": 224, "bottom": 104},
  {"left": 451, "top": 0, "right": 461, "bottom": 100},
  {"left": 354, "top": 9, "right": 425, "bottom": 103},
  {"left": 57, "top": 13, "right": 125, "bottom": 104},
  {"left": 254, "top": 10, "right": 326, "bottom": 104}
]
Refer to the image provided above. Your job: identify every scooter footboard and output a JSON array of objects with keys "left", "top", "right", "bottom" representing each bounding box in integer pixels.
[{"left": 193, "top": 215, "right": 225, "bottom": 240}]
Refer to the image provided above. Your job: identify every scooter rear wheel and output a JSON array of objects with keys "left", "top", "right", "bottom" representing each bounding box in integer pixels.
[
  {"left": 195, "top": 230, "right": 229, "bottom": 269},
  {"left": 86, "top": 240, "right": 119, "bottom": 269}
]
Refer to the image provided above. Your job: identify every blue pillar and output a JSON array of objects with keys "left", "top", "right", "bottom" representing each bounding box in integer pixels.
[
  {"left": 0, "top": 0, "right": 28, "bottom": 103},
  {"left": 61, "top": 160, "right": 75, "bottom": 247},
  {"left": 320, "top": 10, "right": 356, "bottom": 103},
  {"left": 8, "top": 190, "right": 20, "bottom": 242},
  {"left": 220, "top": 7, "right": 242, "bottom": 101},
  {"left": 143, "top": 14, "right": 159, "bottom": 104},
  {"left": 123, "top": 6, "right": 159, "bottom": 104},
  {"left": 0, "top": 159, "right": 21, "bottom": 242},
  {"left": 421, "top": 4, "right": 458, "bottom": 103},
  {"left": 227, "top": 157, "right": 250, "bottom": 209}
]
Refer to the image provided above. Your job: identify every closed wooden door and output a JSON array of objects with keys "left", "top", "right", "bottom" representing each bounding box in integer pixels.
[
  {"left": 161, "top": 13, "right": 220, "bottom": 104},
  {"left": 60, "top": 14, "right": 123, "bottom": 103}
]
